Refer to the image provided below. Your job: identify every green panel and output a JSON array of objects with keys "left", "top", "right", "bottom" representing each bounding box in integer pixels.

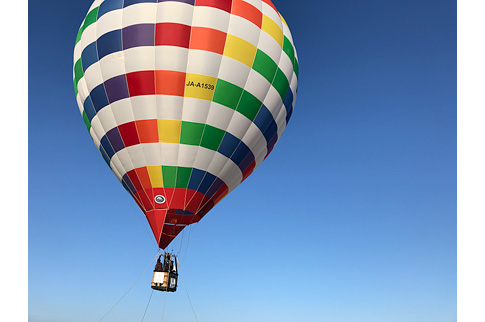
[
  {"left": 294, "top": 58, "right": 299, "bottom": 78},
  {"left": 236, "top": 91, "right": 262, "bottom": 121},
  {"left": 180, "top": 121, "right": 204, "bottom": 146},
  {"left": 272, "top": 68, "right": 290, "bottom": 100},
  {"left": 75, "top": 7, "right": 99, "bottom": 45},
  {"left": 73, "top": 59, "right": 84, "bottom": 95},
  {"left": 212, "top": 79, "right": 244, "bottom": 110},
  {"left": 200, "top": 125, "right": 225, "bottom": 151},
  {"left": 176, "top": 167, "right": 192, "bottom": 188},
  {"left": 283, "top": 37, "right": 295, "bottom": 65},
  {"left": 252, "top": 50, "right": 278, "bottom": 83},
  {"left": 162, "top": 166, "right": 177, "bottom": 188},
  {"left": 82, "top": 110, "right": 91, "bottom": 131}
]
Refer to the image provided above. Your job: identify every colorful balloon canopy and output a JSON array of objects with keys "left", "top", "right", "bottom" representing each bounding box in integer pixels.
[{"left": 73, "top": 0, "right": 298, "bottom": 249}]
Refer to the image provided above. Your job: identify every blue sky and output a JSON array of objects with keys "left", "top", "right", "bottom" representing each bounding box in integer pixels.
[{"left": 22, "top": 0, "right": 459, "bottom": 321}]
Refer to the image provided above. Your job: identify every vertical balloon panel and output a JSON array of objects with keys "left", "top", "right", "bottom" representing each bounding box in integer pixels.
[{"left": 74, "top": 0, "right": 298, "bottom": 249}]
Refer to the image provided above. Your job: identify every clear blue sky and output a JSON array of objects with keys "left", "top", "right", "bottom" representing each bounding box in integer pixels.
[{"left": 26, "top": 1, "right": 456, "bottom": 321}]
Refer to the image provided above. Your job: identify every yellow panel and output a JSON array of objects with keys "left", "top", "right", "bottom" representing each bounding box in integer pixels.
[
  {"left": 262, "top": 15, "right": 284, "bottom": 48},
  {"left": 147, "top": 165, "right": 164, "bottom": 188},
  {"left": 223, "top": 34, "right": 257, "bottom": 67},
  {"left": 157, "top": 119, "right": 182, "bottom": 143},
  {"left": 184, "top": 73, "right": 218, "bottom": 101},
  {"left": 279, "top": 13, "right": 288, "bottom": 28}
]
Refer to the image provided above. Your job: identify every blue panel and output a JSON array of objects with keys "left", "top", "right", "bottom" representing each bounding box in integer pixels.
[
  {"left": 122, "top": 174, "right": 137, "bottom": 195},
  {"left": 283, "top": 88, "right": 293, "bottom": 117},
  {"left": 98, "top": 0, "right": 124, "bottom": 19},
  {"left": 81, "top": 42, "right": 99, "bottom": 72},
  {"left": 90, "top": 84, "right": 109, "bottom": 112},
  {"left": 99, "top": 144, "right": 111, "bottom": 165},
  {"left": 97, "top": 29, "right": 122, "bottom": 60},
  {"left": 100, "top": 135, "right": 115, "bottom": 159},
  {"left": 206, "top": 177, "right": 223, "bottom": 198},
  {"left": 263, "top": 120, "right": 278, "bottom": 143},
  {"left": 198, "top": 172, "right": 216, "bottom": 195},
  {"left": 83, "top": 96, "right": 97, "bottom": 122},
  {"left": 188, "top": 168, "right": 206, "bottom": 191},
  {"left": 217, "top": 132, "right": 240, "bottom": 158},
  {"left": 231, "top": 142, "right": 251, "bottom": 166},
  {"left": 253, "top": 105, "right": 274, "bottom": 135},
  {"left": 124, "top": 0, "right": 157, "bottom": 7}
]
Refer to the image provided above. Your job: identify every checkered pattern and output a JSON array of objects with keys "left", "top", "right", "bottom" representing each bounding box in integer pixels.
[{"left": 73, "top": 0, "right": 298, "bottom": 249}]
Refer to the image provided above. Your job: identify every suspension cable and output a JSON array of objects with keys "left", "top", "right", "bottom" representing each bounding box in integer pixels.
[
  {"left": 97, "top": 251, "right": 161, "bottom": 322},
  {"left": 141, "top": 289, "right": 154, "bottom": 322},
  {"left": 178, "top": 263, "right": 199, "bottom": 322}
]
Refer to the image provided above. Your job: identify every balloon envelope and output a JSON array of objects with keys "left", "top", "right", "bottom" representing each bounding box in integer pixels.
[{"left": 73, "top": 0, "right": 298, "bottom": 249}]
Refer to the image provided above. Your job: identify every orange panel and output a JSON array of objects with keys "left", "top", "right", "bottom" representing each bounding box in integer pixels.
[
  {"left": 189, "top": 27, "right": 227, "bottom": 55},
  {"left": 135, "top": 119, "right": 159, "bottom": 143},
  {"left": 155, "top": 70, "right": 186, "bottom": 96}
]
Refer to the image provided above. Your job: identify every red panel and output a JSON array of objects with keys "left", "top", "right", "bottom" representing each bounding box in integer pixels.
[
  {"left": 196, "top": 195, "right": 211, "bottom": 213},
  {"left": 145, "top": 209, "right": 167, "bottom": 244},
  {"left": 127, "top": 170, "right": 143, "bottom": 192},
  {"left": 196, "top": 0, "right": 232, "bottom": 13},
  {"left": 118, "top": 122, "right": 140, "bottom": 147},
  {"left": 197, "top": 200, "right": 214, "bottom": 219},
  {"left": 162, "top": 224, "right": 186, "bottom": 237},
  {"left": 231, "top": 0, "right": 262, "bottom": 28},
  {"left": 126, "top": 71, "right": 156, "bottom": 96},
  {"left": 212, "top": 184, "right": 228, "bottom": 205},
  {"left": 134, "top": 167, "right": 152, "bottom": 190},
  {"left": 136, "top": 119, "right": 159, "bottom": 143},
  {"left": 241, "top": 161, "right": 256, "bottom": 182},
  {"left": 155, "top": 70, "right": 186, "bottom": 96},
  {"left": 185, "top": 191, "right": 206, "bottom": 214},
  {"left": 159, "top": 234, "right": 175, "bottom": 249},
  {"left": 155, "top": 23, "right": 191, "bottom": 48},
  {"left": 166, "top": 213, "right": 197, "bottom": 226},
  {"left": 190, "top": 27, "right": 227, "bottom": 54},
  {"left": 163, "top": 188, "right": 176, "bottom": 207},
  {"left": 135, "top": 190, "right": 154, "bottom": 211},
  {"left": 169, "top": 188, "right": 187, "bottom": 210}
]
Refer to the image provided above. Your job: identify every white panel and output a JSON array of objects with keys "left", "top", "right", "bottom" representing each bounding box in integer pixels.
[
  {"left": 225, "top": 112, "right": 252, "bottom": 140},
  {"left": 263, "top": 86, "right": 283, "bottom": 119},
  {"left": 281, "top": 18, "right": 295, "bottom": 44},
  {"left": 275, "top": 107, "right": 287, "bottom": 138},
  {"left": 278, "top": 49, "right": 294, "bottom": 82},
  {"left": 205, "top": 102, "right": 235, "bottom": 131},
  {"left": 156, "top": 2, "right": 194, "bottom": 25},
  {"left": 215, "top": 159, "right": 243, "bottom": 190},
  {"left": 77, "top": 78, "right": 90, "bottom": 104},
  {"left": 177, "top": 145, "right": 199, "bottom": 168},
  {"left": 90, "top": 127, "right": 101, "bottom": 149},
  {"left": 98, "top": 51, "right": 126, "bottom": 81},
  {"left": 141, "top": 143, "right": 163, "bottom": 166},
  {"left": 155, "top": 46, "right": 189, "bottom": 72},
  {"left": 192, "top": 147, "right": 217, "bottom": 171},
  {"left": 121, "top": 3, "right": 158, "bottom": 27},
  {"left": 123, "top": 46, "right": 156, "bottom": 74},
  {"left": 290, "top": 72, "right": 298, "bottom": 94},
  {"left": 76, "top": 95, "right": 84, "bottom": 115},
  {"left": 131, "top": 95, "right": 158, "bottom": 120},
  {"left": 160, "top": 143, "right": 180, "bottom": 166},
  {"left": 96, "top": 9, "right": 123, "bottom": 37},
  {"left": 226, "top": 15, "right": 261, "bottom": 47},
  {"left": 90, "top": 115, "right": 108, "bottom": 140},
  {"left": 111, "top": 98, "right": 136, "bottom": 125},
  {"left": 262, "top": 3, "right": 281, "bottom": 22},
  {"left": 73, "top": 42, "right": 83, "bottom": 63},
  {"left": 217, "top": 56, "right": 251, "bottom": 89},
  {"left": 254, "top": 147, "right": 267, "bottom": 167},
  {"left": 242, "top": 69, "right": 271, "bottom": 103},
  {"left": 241, "top": 122, "right": 266, "bottom": 152},
  {"left": 89, "top": 0, "right": 104, "bottom": 12},
  {"left": 115, "top": 149, "right": 136, "bottom": 173},
  {"left": 156, "top": 96, "right": 184, "bottom": 120},
  {"left": 186, "top": 50, "right": 222, "bottom": 78},
  {"left": 191, "top": 6, "right": 230, "bottom": 32},
  {"left": 242, "top": 0, "right": 262, "bottom": 10},
  {"left": 110, "top": 162, "right": 123, "bottom": 181},
  {"left": 83, "top": 62, "right": 105, "bottom": 92},
  {"left": 80, "top": 25, "right": 98, "bottom": 51},
  {"left": 181, "top": 98, "right": 211, "bottom": 124},
  {"left": 127, "top": 145, "right": 147, "bottom": 169},
  {"left": 207, "top": 153, "right": 234, "bottom": 180},
  {"left": 110, "top": 153, "right": 127, "bottom": 179}
]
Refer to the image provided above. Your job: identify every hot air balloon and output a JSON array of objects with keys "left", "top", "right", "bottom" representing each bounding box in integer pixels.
[{"left": 73, "top": 0, "right": 298, "bottom": 256}]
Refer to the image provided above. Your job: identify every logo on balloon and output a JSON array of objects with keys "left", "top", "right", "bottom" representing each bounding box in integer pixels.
[{"left": 154, "top": 195, "right": 166, "bottom": 204}]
